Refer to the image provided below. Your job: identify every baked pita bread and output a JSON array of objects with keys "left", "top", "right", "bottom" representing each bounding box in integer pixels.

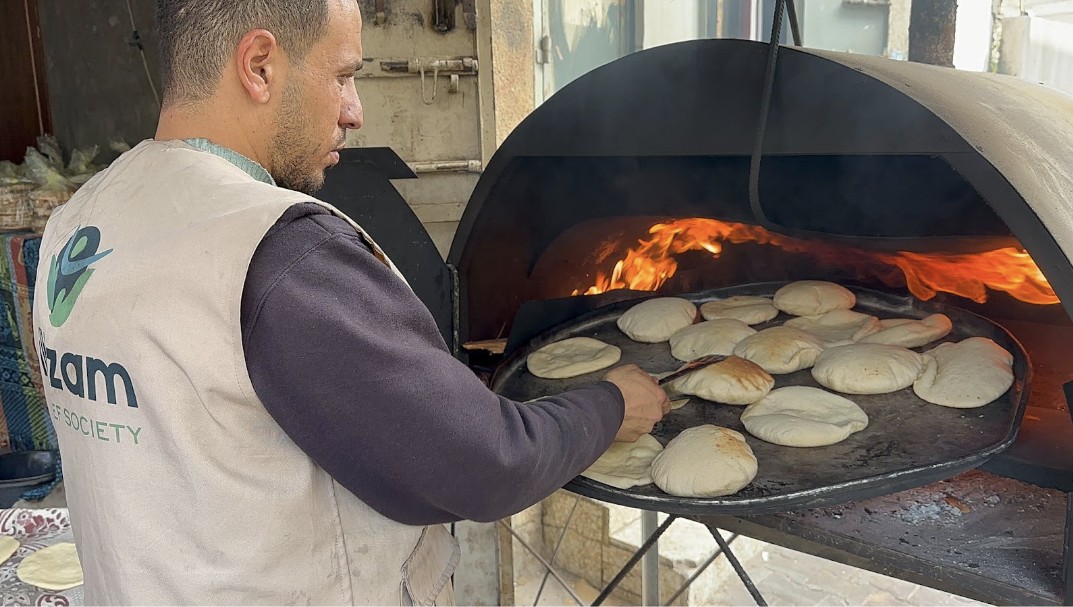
[
  {"left": 671, "top": 356, "right": 774, "bottom": 405},
  {"left": 773, "top": 281, "right": 856, "bottom": 317},
  {"left": 527, "top": 337, "right": 621, "bottom": 379},
  {"left": 913, "top": 337, "right": 1014, "bottom": 408},
  {"left": 812, "top": 344, "right": 926, "bottom": 394},
  {"left": 582, "top": 434, "right": 664, "bottom": 489},
  {"left": 650, "top": 426, "right": 757, "bottom": 497},
  {"left": 785, "top": 309, "right": 881, "bottom": 346},
  {"left": 617, "top": 297, "right": 697, "bottom": 343},
  {"left": 732, "top": 326, "right": 826, "bottom": 374},
  {"left": 669, "top": 319, "right": 757, "bottom": 361},
  {"left": 699, "top": 296, "right": 779, "bottom": 325},
  {"left": 856, "top": 313, "right": 952, "bottom": 348},
  {"left": 741, "top": 386, "right": 869, "bottom": 447}
]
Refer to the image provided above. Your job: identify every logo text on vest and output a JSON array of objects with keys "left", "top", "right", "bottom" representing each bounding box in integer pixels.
[
  {"left": 47, "top": 225, "right": 113, "bottom": 328},
  {"left": 38, "top": 331, "right": 138, "bottom": 408}
]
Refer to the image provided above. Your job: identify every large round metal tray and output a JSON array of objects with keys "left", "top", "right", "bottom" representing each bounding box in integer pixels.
[{"left": 490, "top": 282, "right": 1031, "bottom": 515}]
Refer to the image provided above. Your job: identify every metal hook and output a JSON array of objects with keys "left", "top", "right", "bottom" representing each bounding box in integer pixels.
[{"left": 420, "top": 64, "right": 440, "bottom": 105}]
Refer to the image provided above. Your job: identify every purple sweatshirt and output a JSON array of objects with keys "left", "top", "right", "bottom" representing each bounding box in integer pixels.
[{"left": 240, "top": 203, "right": 625, "bottom": 526}]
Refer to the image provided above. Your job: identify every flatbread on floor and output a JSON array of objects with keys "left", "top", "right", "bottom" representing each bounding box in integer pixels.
[
  {"left": 17, "top": 542, "right": 83, "bottom": 591},
  {"left": 0, "top": 536, "right": 19, "bottom": 566}
]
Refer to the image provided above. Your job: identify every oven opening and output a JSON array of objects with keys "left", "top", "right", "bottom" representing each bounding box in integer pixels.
[{"left": 478, "top": 152, "right": 1073, "bottom": 485}]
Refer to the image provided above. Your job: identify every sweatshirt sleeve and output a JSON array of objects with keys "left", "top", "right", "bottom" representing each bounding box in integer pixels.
[{"left": 241, "top": 205, "right": 625, "bottom": 525}]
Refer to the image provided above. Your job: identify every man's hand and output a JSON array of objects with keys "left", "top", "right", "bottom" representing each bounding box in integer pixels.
[{"left": 603, "top": 364, "right": 670, "bottom": 442}]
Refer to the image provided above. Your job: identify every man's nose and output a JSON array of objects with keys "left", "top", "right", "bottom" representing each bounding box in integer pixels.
[{"left": 340, "top": 81, "right": 363, "bottom": 130}]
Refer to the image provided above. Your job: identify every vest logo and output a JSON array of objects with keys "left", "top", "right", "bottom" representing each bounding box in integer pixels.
[
  {"left": 47, "top": 226, "right": 113, "bottom": 328},
  {"left": 38, "top": 332, "right": 139, "bottom": 409}
]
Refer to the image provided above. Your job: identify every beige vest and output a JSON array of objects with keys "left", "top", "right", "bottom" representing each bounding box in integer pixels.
[{"left": 32, "top": 140, "right": 459, "bottom": 605}]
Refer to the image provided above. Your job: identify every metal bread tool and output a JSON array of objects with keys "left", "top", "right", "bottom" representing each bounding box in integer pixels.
[{"left": 656, "top": 354, "right": 730, "bottom": 386}]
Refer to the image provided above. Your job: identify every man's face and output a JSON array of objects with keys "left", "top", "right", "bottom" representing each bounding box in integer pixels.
[{"left": 270, "top": 1, "right": 364, "bottom": 194}]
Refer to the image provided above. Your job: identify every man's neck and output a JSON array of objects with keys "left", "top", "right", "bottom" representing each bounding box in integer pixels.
[{"left": 155, "top": 102, "right": 270, "bottom": 172}]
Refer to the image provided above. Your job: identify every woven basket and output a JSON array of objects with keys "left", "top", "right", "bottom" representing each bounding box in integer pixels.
[
  {"left": 29, "top": 190, "right": 72, "bottom": 233},
  {"left": 0, "top": 183, "right": 34, "bottom": 231}
]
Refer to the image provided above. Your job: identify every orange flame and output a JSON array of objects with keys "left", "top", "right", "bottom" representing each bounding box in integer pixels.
[{"left": 573, "top": 218, "right": 1058, "bottom": 305}]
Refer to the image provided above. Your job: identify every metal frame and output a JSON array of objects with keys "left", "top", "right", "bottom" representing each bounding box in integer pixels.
[
  {"left": 1063, "top": 379, "right": 1073, "bottom": 605},
  {"left": 507, "top": 502, "right": 767, "bottom": 607}
]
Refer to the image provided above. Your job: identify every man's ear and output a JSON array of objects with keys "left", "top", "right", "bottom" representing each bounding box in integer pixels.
[{"left": 235, "top": 29, "right": 279, "bottom": 104}]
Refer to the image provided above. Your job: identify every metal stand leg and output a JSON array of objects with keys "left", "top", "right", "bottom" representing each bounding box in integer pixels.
[
  {"left": 641, "top": 511, "right": 660, "bottom": 606},
  {"left": 1062, "top": 381, "right": 1073, "bottom": 606},
  {"left": 1064, "top": 493, "right": 1073, "bottom": 606},
  {"left": 593, "top": 513, "right": 677, "bottom": 606},
  {"left": 709, "top": 527, "right": 767, "bottom": 606},
  {"left": 533, "top": 495, "right": 582, "bottom": 606},
  {"left": 498, "top": 521, "right": 586, "bottom": 606},
  {"left": 664, "top": 533, "right": 739, "bottom": 606}
]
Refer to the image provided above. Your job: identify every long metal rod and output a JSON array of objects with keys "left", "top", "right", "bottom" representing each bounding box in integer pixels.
[
  {"left": 663, "top": 533, "right": 739, "bottom": 606},
  {"left": 497, "top": 521, "right": 586, "bottom": 607},
  {"left": 641, "top": 511, "right": 660, "bottom": 606},
  {"left": 709, "top": 527, "right": 767, "bottom": 606},
  {"left": 747, "top": 0, "right": 787, "bottom": 229},
  {"left": 785, "top": 0, "right": 802, "bottom": 46},
  {"left": 1063, "top": 380, "right": 1073, "bottom": 605},
  {"left": 593, "top": 514, "right": 678, "bottom": 606},
  {"left": 1064, "top": 493, "right": 1073, "bottom": 606},
  {"left": 533, "top": 495, "right": 582, "bottom": 606}
]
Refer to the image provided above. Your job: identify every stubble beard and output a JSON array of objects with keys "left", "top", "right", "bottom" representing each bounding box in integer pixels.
[{"left": 269, "top": 80, "right": 326, "bottom": 195}]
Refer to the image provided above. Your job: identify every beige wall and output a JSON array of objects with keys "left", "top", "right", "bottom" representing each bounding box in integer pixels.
[
  {"left": 887, "top": 0, "right": 912, "bottom": 59},
  {"left": 348, "top": 0, "right": 535, "bottom": 258},
  {"left": 490, "top": 0, "right": 537, "bottom": 148}
]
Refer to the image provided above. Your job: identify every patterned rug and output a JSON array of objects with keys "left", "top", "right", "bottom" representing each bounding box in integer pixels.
[{"left": 0, "top": 234, "right": 59, "bottom": 500}]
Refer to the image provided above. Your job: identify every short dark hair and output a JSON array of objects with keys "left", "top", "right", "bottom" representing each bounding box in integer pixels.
[{"left": 155, "top": 0, "right": 330, "bottom": 104}]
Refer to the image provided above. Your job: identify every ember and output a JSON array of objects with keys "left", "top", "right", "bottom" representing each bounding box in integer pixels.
[{"left": 574, "top": 218, "right": 1058, "bottom": 305}]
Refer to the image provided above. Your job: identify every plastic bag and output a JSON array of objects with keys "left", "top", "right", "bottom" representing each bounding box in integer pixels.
[
  {"left": 24, "top": 148, "right": 75, "bottom": 194},
  {"left": 35, "top": 135, "right": 65, "bottom": 170},
  {"left": 109, "top": 139, "right": 131, "bottom": 155},
  {"left": 0, "top": 161, "right": 25, "bottom": 185},
  {"left": 66, "top": 145, "right": 99, "bottom": 177}
]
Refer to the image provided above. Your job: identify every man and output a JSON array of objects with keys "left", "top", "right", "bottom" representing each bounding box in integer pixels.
[{"left": 32, "top": 0, "right": 669, "bottom": 604}]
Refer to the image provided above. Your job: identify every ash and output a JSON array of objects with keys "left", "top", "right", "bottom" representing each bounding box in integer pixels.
[{"left": 898, "top": 496, "right": 964, "bottom": 524}]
